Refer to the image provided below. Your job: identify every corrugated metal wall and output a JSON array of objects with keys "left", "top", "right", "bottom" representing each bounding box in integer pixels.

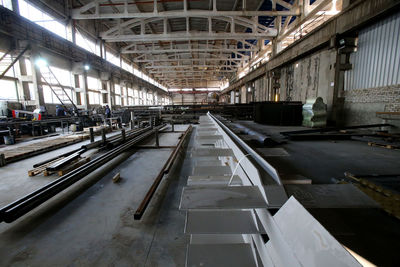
[{"left": 345, "top": 12, "right": 400, "bottom": 90}]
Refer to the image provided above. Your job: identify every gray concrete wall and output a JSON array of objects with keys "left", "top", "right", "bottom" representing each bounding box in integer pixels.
[{"left": 278, "top": 49, "right": 336, "bottom": 111}]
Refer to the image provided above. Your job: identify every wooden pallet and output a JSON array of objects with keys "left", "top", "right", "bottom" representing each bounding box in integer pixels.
[
  {"left": 368, "top": 142, "right": 400, "bottom": 150},
  {"left": 2, "top": 134, "right": 89, "bottom": 164},
  {"left": 28, "top": 157, "right": 65, "bottom": 176},
  {"left": 36, "top": 157, "right": 91, "bottom": 177}
]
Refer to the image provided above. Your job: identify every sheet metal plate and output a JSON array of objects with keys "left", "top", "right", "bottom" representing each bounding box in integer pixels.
[
  {"left": 194, "top": 160, "right": 223, "bottom": 166},
  {"left": 284, "top": 184, "right": 380, "bottom": 208},
  {"left": 264, "top": 185, "right": 288, "bottom": 208},
  {"left": 180, "top": 186, "right": 268, "bottom": 210},
  {"left": 185, "top": 210, "right": 262, "bottom": 234},
  {"left": 274, "top": 197, "right": 362, "bottom": 267},
  {"left": 187, "top": 243, "right": 257, "bottom": 267},
  {"left": 196, "top": 131, "right": 219, "bottom": 136},
  {"left": 192, "top": 148, "right": 234, "bottom": 157},
  {"left": 187, "top": 175, "right": 242, "bottom": 186},
  {"left": 197, "top": 127, "right": 218, "bottom": 132},
  {"left": 256, "top": 147, "right": 290, "bottom": 157},
  {"left": 192, "top": 166, "right": 232, "bottom": 176},
  {"left": 189, "top": 234, "right": 247, "bottom": 244}
]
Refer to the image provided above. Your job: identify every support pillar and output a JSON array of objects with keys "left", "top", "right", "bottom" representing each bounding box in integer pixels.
[
  {"left": 66, "top": 19, "right": 76, "bottom": 44},
  {"left": 82, "top": 71, "right": 90, "bottom": 109},
  {"left": 107, "top": 79, "right": 114, "bottom": 109},
  {"left": 30, "top": 52, "right": 45, "bottom": 108}
]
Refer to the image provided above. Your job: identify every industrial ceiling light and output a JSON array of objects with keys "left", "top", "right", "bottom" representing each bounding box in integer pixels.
[
  {"left": 35, "top": 58, "right": 48, "bottom": 68},
  {"left": 84, "top": 64, "right": 90, "bottom": 70}
]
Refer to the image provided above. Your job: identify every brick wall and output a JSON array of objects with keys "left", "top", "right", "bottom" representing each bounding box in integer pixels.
[
  {"left": 343, "top": 84, "right": 400, "bottom": 128},
  {"left": 344, "top": 84, "right": 400, "bottom": 112}
]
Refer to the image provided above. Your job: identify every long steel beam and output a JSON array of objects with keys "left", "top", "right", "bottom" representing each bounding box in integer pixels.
[
  {"left": 122, "top": 47, "right": 257, "bottom": 54},
  {"left": 136, "top": 58, "right": 246, "bottom": 63},
  {"left": 149, "top": 70, "right": 235, "bottom": 74},
  {"left": 103, "top": 31, "right": 277, "bottom": 42},
  {"left": 145, "top": 65, "right": 236, "bottom": 69},
  {"left": 72, "top": 9, "right": 300, "bottom": 20}
]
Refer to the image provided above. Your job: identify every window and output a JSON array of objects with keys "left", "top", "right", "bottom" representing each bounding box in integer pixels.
[
  {"left": 28, "top": 83, "right": 35, "bottom": 100},
  {"left": 142, "top": 73, "right": 149, "bottom": 82},
  {"left": 0, "top": 79, "right": 17, "bottom": 100},
  {"left": 115, "top": 95, "right": 121, "bottom": 105},
  {"left": 24, "top": 58, "right": 32, "bottom": 76},
  {"left": 75, "top": 29, "right": 100, "bottom": 56},
  {"left": 48, "top": 66, "right": 73, "bottom": 87},
  {"left": 19, "top": 0, "right": 67, "bottom": 39},
  {"left": 133, "top": 68, "right": 142, "bottom": 78},
  {"left": 87, "top": 76, "right": 99, "bottom": 90},
  {"left": 0, "top": 51, "right": 17, "bottom": 78},
  {"left": 127, "top": 88, "right": 133, "bottom": 97},
  {"left": 114, "top": 83, "right": 121, "bottom": 95},
  {"left": 0, "top": 0, "right": 12, "bottom": 10},
  {"left": 106, "top": 50, "right": 120, "bottom": 67},
  {"left": 122, "top": 60, "right": 133, "bottom": 73},
  {"left": 88, "top": 91, "right": 100, "bottom": 105}
]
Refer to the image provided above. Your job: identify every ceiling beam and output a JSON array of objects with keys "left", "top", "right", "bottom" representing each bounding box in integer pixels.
[
  {"left": 146, "top": 65, "right": 236, "bottom": 69},
  {"left": 150, "top": 69, "right": 235, "bottom": 73},
  {"left": 136, "top": 57, "right": 246, "bottom": 63},
  {"left": 103, "top": 31, "right": 277, "bottom": 42},
  {"left": 72, "top": 8, "right": 300, "bottom": 20},
  {"left": 122, "top": 47, "right": 257, "bottom": 54}
]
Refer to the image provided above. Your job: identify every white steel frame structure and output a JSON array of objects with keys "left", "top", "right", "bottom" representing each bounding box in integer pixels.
[{"left": 72, "top": 0, "right": 341, "bottom": 89}]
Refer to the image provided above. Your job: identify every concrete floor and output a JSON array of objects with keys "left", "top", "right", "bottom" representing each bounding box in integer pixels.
[
  {"left": 236, "top": 120, "right": 400, "bottom": 184},
  {"left": 0, "top": 124, "right": 192, "bottom": 266},
  {"left": 232, "top": 120, "right": 400, "bottom": 266},
  {"left": 1, "top": 121, "right": 399, "bottom": 266}
]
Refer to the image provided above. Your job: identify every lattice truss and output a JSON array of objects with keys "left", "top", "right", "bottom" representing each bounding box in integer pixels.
[{"left": 72, "top": 0, "right": 340, "bottom": 88}]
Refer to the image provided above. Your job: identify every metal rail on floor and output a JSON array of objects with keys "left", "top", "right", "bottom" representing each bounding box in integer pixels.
[
  {"left": 0, "top": 124, "right": 166, "bottom": 223},
  {"left": 134, "top": 125, "right": 192, "bottom": 220}
]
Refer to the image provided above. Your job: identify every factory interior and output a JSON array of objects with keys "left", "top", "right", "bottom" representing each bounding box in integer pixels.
[{"left": 0, "top": 0, "right": 399, "bottom": 266}]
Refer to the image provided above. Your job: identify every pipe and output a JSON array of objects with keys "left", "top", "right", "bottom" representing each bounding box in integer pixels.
[
  {"left": 231, "top": 122, "right": 270, "bottom": 145},
  {"left": 0, "top": 124, "right": 165, "bottom": 223}
]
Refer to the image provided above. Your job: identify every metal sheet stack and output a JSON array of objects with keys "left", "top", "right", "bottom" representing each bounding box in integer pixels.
[
  {"left": 302, "top": 97, "right": 327, "bottom": 128},
  {"left": 179, "top": 114, "right": 363, "bottom": 267}
]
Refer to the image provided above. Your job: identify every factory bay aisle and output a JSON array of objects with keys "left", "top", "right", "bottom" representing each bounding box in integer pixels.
[{"left": 0, "top": 125, "right": 192, "bottom": 266}]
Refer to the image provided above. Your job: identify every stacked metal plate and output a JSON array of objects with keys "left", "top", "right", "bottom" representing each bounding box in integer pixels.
[
  {"left": 181, "top": 115, "right": 267, "bottom": 267},
  {"left": 180, "top": 115, "right": 363, "bottom": 267}
]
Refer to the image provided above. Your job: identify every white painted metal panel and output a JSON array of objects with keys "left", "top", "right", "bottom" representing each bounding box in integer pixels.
[
  {"left": 179, "top": 186, "right": 268, "bottom": 210},
  {"left": 192, "top": 148, "right": 234, "bottom": 157},
  {"left": 185, "top": 210, "right": 263, "bottom": 234},
  {"left": 189, "top": 234, "right": 248, "bottom": 245},
  {"left": 197, "top": 127, "right": 218, "bottom": 132},
  {"left": 273, "top": 197, "right": 362, "bottom": 267},
  {"left": 192, "top": 166, "right": 232, "bottom": 176},
  {"left": 186, "top": 243, "right": 258, "bottom": 267},
  {"left": 187, "top": 175, "right": 242, "bottom": 186}
]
